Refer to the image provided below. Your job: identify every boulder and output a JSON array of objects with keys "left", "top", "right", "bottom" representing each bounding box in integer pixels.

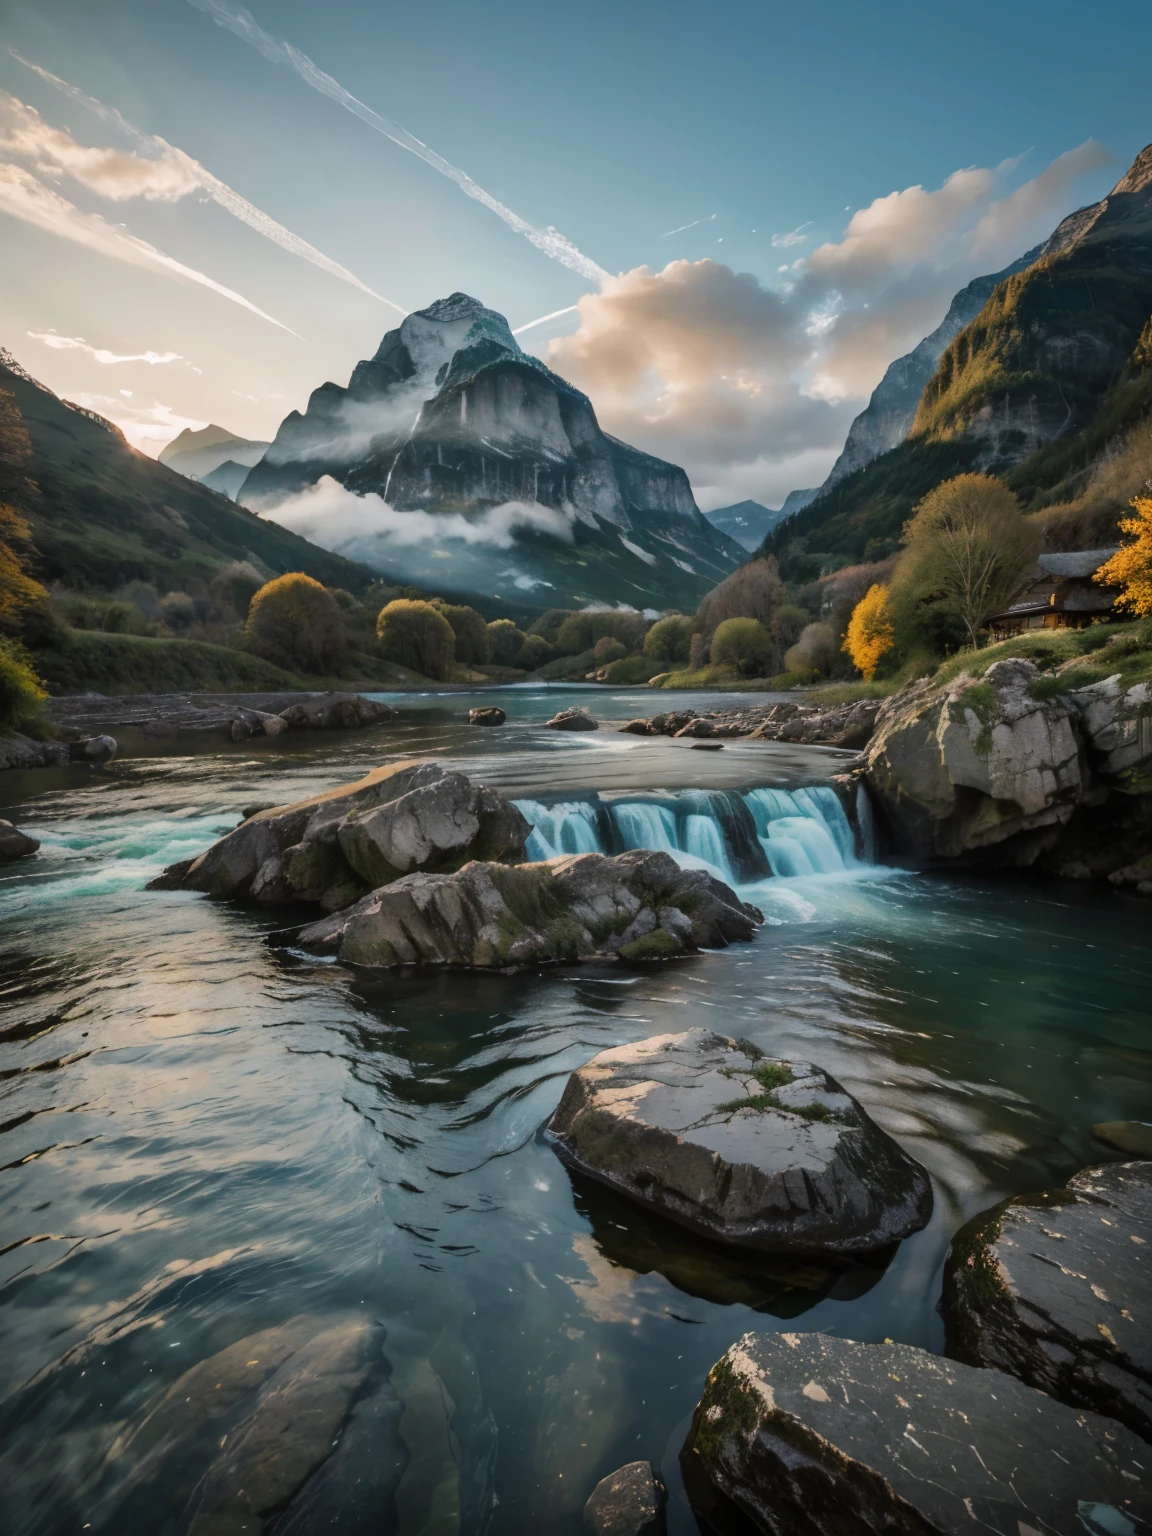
[
  {"left": 296, "top": 850, "right": 762, "bottom": 969},
  {"left": 673, "top": 719, "right": 745, "bottom": 738},
  {"left": 1093, "top": 1120, "right": 1152, "bottom": 1157},
  {"left": 941, "top": 1160, "right": 1152, "bottom": 1441},
  {"left": 1071, "top": 673, "right": 1152, "bottom": 785},
  {"left": 69, "top": 733, "right": 117, "bottom": 764},
  {"left": 546, "top": 707, "right": 599, "bottom": 731},
  {"left": 864, "top": 658, "right": 1085, "bottom": 861},
  {"left": 278, "top": 694, "right": 394, "bottom": 730},
  {"left": 583, "top": 1461, "right": 666, "bottom": 1535},
  {"left": 157, "top": 760, "right": 528, "bottom": 908},
  {"left": 618, "top": 719, "right": 655, "bottom": 735},
  {"left": 546, "top": 1029, "right": 931, "bottom": 1256},
  {"left": 0, "top": 732, "right": 70, "bottom": 771},
  {"left": 469, "top": 706, "right": 507, "bottom": 726},
  {"left": 681, "top": 1330, "right": 1151, "bottom": 1536},
  {"left": 0, "top": 819, "right": 39, "bottom": 860}
]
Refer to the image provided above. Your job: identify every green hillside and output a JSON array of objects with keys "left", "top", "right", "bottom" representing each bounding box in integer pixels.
[{"left": 0, "top": 350, "right": 375, "bottom": 594}]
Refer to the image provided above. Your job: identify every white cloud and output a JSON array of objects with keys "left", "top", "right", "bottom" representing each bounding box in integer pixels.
[
  {"left": 255, "top": 474, "right": 577, "bottom": 554},
  {"left": 11, "top": 59, "right": 406, "bottom": 313},
  {"left": 771, "top": 223, "right": 811, "bottom": 249},
  {"left": 550, "top": 143, "right": 1114, "bottom": 504},
  {"left": 0, "top": 159, "right": 294, "bottom": 332},
  {"left": 28, "top": 330, "right": 183, "bottom": 365}
]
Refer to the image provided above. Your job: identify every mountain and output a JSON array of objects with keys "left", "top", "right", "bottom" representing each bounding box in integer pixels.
[
  {"left": 762, "top": 144, "right": 1152, "bottom": 562},
  {"left": 201, "top": 459, "right": 255, "bottom": 501},
  {"left": 704, "top": 499, "right": 792, "bottom": 550},
  {"left": 0, "top": 349, "right": 373, "bottom": 593},
  {"left": 159, "top": 423, "right": 271, "bottom": 482},
  {"left": 819, "top": 248, "right": 1041, "bottom": 492},
  {"left": 242, "top": 292, "right": 743, "bottom": 611}
]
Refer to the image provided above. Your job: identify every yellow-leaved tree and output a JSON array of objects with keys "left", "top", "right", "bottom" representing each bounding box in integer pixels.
[
  {"left": 1095, "top": 497, "right": 1152, "bottom": 616},
  {"left": 843, "top": 584, "right": 894, "bottom": 680}
]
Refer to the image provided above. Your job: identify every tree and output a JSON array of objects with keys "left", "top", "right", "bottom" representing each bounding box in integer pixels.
[
  {"left": 1096, "top": 497, "right": 1152, "bottom": 616},
  {"left": 843, "top": 585, "right": 894, "bottom": 680},
  {"left": 437, "top": 603, "right": 492, "bottom": 666},
  {"left": 555, "top": 609, "right": 647, "bottom": 655},
  {"left": 487, "top": 618, "right": 529, "bottom": 666},
  {"left": 785, "top": 622, "right": 839, "bottom": 677},
  {"left": 210, "top": 561, "right": 265, "bottom": 621},
  {"left": 247, "top": 573, "right": 346, "bottom": 675},
  {"left": 643, "top": 614, "right": 695, "bottom": 665},
  {"left": 894, "top": 475, "right": 1039, "bottom": 649},
  {"left": 0, "top": 637, "right": 46, "bottom": 732},
  {"left": 710, "top": 617, "right": 773, "bottom": 676},
  {"left": 593, "top": 635, "right": 627, "bottom": 665},
  {"left": 376, "top": 599, "right": 456, "bottom": 679},
  {"left": 696, "top": 558, "right": 783, "bottom": 641},
  {"left": 517, "top": 633, "right": 554, "bottom": 670}
]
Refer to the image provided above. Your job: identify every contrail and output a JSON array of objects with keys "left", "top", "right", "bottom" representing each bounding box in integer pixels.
[
  {"left": 660, "top": 213, "right": 716, "bottom": 238},
  {"left": 12, "top": 50, "right": 407, "bottom": 315},
  {"left": 512, "top": 305, "right": 580, "bottom": 335},
  {"left": 186, "top": 0, "right": 610, "bottom": 286}
]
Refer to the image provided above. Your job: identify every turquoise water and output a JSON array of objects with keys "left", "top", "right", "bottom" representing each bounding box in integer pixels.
[{"left": 0, "top": 704, "right": 1149, "bottom": 1534}]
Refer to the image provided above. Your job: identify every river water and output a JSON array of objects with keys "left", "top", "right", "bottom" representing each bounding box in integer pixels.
[{"left": 1, "top": 685, "right": 1149, "bottom": 1534}]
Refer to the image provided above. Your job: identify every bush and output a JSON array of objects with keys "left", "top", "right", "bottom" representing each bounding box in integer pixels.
[
  {"left": 555, "top": 609, "right": 647, "bottom": 655},
  {"left": 643, "top": 614, "right": 695, "bottom": 665},
  {"left": 487, "top": 618, "right": 528, "bottom": 667},
  {"left": 517, "top": 633, "right": 554, "bottom": 670},
  {"left": 0, "top": 637, "right": 47, "bottom": 732},
  {"left": 785, "top": 622, "right": 839, "bottom": 676},
  {"left": 159, "top": 591, "right": 197, "bottom": 633},
  {"left": 604, "top": 654, "right": 662, "bottom": 684},
  {"left": 376, "top": 599, "right": 456, "bottom": 679},
  {"left": 247, "top": 573, "right": 346, "bottom": 674},
  {"left": 438, "top": 603, "right": 492, "bottom": 666},
  {"left": 527, "top": 608, "right": 576, "bottom": 645},
  {"left": 102, "top": 600, "right": 150, "bottom": 636},
  {"left": 697, "top": 558, "right": 783, "bottom": 639},
  {"left": 710, "top": 617, "right": 774, "bottom": 676},
  {"left": 206, "top": 562, "right": 264, "bottom": 621},
  {"left": 593, "top": 636, "right": 628, "bottom": 665}
]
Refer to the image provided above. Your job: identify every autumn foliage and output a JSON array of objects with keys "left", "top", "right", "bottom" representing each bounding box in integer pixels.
[
  {"left": 843, "top": 584, "right": 895, "bottom": 680},
  {"left": 1095, "top": 497, "right": 1152, "bottom": 617},
  {"left": 245, "top": 573, "right": 346, "bottom": 675}
]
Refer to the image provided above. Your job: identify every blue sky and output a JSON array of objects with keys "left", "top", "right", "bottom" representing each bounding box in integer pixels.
[{"left": 1, "top": 0, "right": 1148, "bottom": 504}]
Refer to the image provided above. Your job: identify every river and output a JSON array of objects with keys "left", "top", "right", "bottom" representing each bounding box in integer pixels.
[{"left": 1, "top": 685, "right": 1149, "bottom": 1534}]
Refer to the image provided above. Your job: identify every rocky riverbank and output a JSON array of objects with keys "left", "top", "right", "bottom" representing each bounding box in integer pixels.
[
  {"left": 47, "top": 690, "right": 394, "bottom": 743},
  {"left": 618, "top": 697, "right": 880, "bottom": 748}
]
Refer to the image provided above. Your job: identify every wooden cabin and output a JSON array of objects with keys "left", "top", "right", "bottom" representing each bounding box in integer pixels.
[{"left": 988, "top": 548, "right": 1121, "bottom": 636}]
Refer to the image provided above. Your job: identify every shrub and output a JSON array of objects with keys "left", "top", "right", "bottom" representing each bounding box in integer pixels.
[
  {"left": 0, "top": 501, "right": 46, "bottom": 632},
  {"left": 210, "top": 561, "right": 265, "bottom": 620},
  {"left": 697, "top": 558, "right": 783, "bottom": 640},
  {"left": 785, "top": 622, "right": 839, "bottom": 676},
  {"left": 247, "top": 573, "right": 346, "bottom": 675},
  {"left": 438, "top": 603, "right": 492, "bottom": 665},
  {"left": 120, "top": 580, "right": 161, "bottom": 619},
  {"left": 527, "top": 608, "right": 576, "bottom": 645},
  {"left": 604, "top": 654, "right": 662, "bottom": 684},
  {"left": 555, "top": 609, "right": 647, "bottom": 655},
  {"left": 517, "top": 633, "right": 554, "bottom": 670},
  {"left": 710, "top": 617, "right": 774, "bottom": 676},
  {"left": 159, "top": 591, "right": 197, "bottom": 633},
  {"left": 376, "top": 599, "right": 456, "bottom": 679},
  {"left": 487, "top": 618, "right": 528, "bottom": 667},
  {"left": 593, "top": 636, "right": 628, "bottom": 665},
  {"left": 102, "top": 600, "right": 149, "bottom": 635},
  {"left": 843, "top": 585, "right": 895, "bottom": 680},
  {"left": 0, "top": 636, "right": 47, "bottom": 732},
  {"left": 643, "top": 614, "right": 695, "bottom": 665}
]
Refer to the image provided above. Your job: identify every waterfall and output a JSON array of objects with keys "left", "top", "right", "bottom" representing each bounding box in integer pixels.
[{"left": 513, "top": 785, "right": 873, "bottom": 886}]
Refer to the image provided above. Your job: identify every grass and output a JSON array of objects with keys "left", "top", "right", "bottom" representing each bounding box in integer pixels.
[
  {"left": 929, "top": 620, "right": 1150, "bottom": 691},
  {"left": 32, "top": 628, "right": 434, "bottom": 695}
]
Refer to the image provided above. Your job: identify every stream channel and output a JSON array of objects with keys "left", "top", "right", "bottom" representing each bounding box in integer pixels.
[{"left": 1, "top": 684, "right": 1149, "bottom": 1534}]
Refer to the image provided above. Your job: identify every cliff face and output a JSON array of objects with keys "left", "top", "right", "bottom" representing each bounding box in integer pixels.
[
  {"left": 821, "top": 250, "right": 1039, "bottom": 491},
  {"left": 241, "top": 294, "right": 741, "bottom": 611},
  {"left": 912, "top": 146, "right": 1152, "bottom": 458},
  {"left": 761, "top": 144, "right": 1152, "bottom": 562}
]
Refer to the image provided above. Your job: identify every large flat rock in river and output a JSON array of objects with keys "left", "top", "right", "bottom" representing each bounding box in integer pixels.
[
  {"left": 942, "top": 1160, "right": 1152, "bottom": 1441},
  {"left": 681, "top": 1330, "right": 1152, "bottom": 1536},
  {"left": 546, "top": 1029, "right": 932, "bottom": 1256}
]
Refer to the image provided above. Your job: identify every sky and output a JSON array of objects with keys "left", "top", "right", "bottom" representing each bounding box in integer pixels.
[{"left": 0, "top": 0, "right": 1148, "bottom": 510}]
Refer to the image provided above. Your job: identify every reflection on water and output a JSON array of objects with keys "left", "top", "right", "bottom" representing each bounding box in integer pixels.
[{"left": 0, "top": 702, "right": 1150, "bottom": 1535}]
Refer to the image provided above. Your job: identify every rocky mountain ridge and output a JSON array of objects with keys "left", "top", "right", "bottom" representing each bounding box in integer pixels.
[
  {"left": 241, "top": 293, "right": 743, "bottom": 611},
  {"left": 159, "top": 423, "right": 271, "bottom": 482}
]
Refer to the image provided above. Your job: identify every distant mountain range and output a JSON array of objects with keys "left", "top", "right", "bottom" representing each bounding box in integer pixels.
[
  {"left": 0, "top": 350, "right": 371, "bottom": 594},
  {"left": 703, "top": 492, "right": 817, "bottom": 550},
  {"left": 242, "top": 292, "right": 743, "bottom": 611},
  {"left": 158, "top": 423, "right": 271, "bottom": 482},
  {"left": 762, "top": 142, "right": 1152, "bottom": 560}
]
